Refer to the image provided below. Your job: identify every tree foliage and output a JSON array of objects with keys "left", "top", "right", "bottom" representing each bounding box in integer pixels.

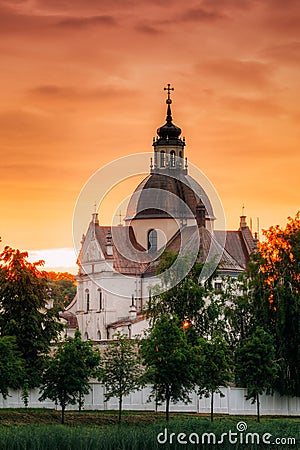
[
  {"left": 45, "top": 271, "right": 76, "bottom": 308},
  {"left": 0, "top": 247, "right": 63, "bottom": 387},
  {"left": 196, "top": 333, "right": 232, "bottom": 422},
  {"left": 39, "top": 330, "right": 100, "bottom": 424},
  {"left": 235, "top": 326, "right": 279, "bottom": 422},
  {"left": 148, "top": 251, "right": 225, "bottom": 340},
  {"left": 141, "top": 315, "right": 195, "bottom": 421},
  {"left": 100, "top": 332, "right": 145, "bottom": 424},
  {"left": 247, "top": 213, "right": 300, "bottom": 396},
  {"left": 222, "top": 275, "right": 254, "bottom": 348},
  {"left": 0, "top": 336, "right": 24, "bottom": 399}
]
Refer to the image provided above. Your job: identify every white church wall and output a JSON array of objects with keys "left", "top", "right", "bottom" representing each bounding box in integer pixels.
[
  {"left": 131, "top": 318, "right": 149, "bottom": 338},
  {"left": 75, "top": 269, "right": 143, "bottom": 340},
  {"left": 131, "top": 217, "right": 180, "bottom": 250},
  {"left": 1, "top": 385, "right": 299, "bottom": 416}
]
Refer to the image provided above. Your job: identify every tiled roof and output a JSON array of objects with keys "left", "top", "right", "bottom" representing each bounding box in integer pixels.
[
  {"left": 60, "top": 311, "right": 78, "bottom": 329},
  {"left": 107, "top": 313, "right": 145, "bottom": 329},
  {"left": 109, "top": 226, "right": 150, "bottom": 275},
  {"left": 214, "top": 227, "right": 255, "bottom": 270},
  {"left": 126, "top": 172, "right": 209, "bottom": 220},
  {"left": 93, "top": 223, "right": 255, "bottom": 276},
  {"left": 240, "top": 226, "right": 257, "bottom": 254},
  {"left": 95, "top": 225, "right": 114, "bottom": 259}
]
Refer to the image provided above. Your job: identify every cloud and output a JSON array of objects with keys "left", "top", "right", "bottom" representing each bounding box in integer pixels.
[
  {"left": 179, "top": 7, "right": 225, "bottom": 23},
  {"left": 34, "top": 0, "right": 134, "bottom": 13},
  {"left": 134, "top": 23, "right": 162, "bottom": 35},
  {"left": 0, "top": 109, "right": 70, "bottom": 145},
  {"left": 196, "top": 59, "right": 275, "bottom": 89},
  {"left": 201, "top": 0, "right": 255, "bottom": 10},
  {"left": 27, "top": 248, "right": 77, "bottom": 273},
  {"left": 56, "top": 14, "right": 117, "bottom": 28},
  {"left": 0, "top": 3, "right": 43, "bottom": 33},
  {"left": 29, "top": 84, "right": 136, "bottom": 102},
  {"left": 219, "top": 95, "right": 285, "bottom": 117},
  {"left": 260, "top": 42, "right": 300, "bottom": 65}
]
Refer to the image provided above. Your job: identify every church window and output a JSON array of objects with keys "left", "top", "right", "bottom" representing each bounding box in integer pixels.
[
  {"left": 84, "top": 332, "right": 89, "bottom": 340},
  {"left": 179, "top": 150, "right": 183, "bottom": 158},
  {"left": 170, "top": 150, "right": 176, "bottom": 167},
  {"left": 97, "top": 330, "right": 101, "bottom": 340},
  {"left": 98, "top": 289, "right": 103, "bottom": 311},
  {"left": 148, "top": 229, "right": 157, "bottom": 253},
  {"left": 85, "top": 289, "right": 90, "bottom": 311},
  {"left": 160, "top": 150, "right": 165, "bottom": 167},
  {"left": 214, "top": 282, "right": 222, "bottom": 291}
]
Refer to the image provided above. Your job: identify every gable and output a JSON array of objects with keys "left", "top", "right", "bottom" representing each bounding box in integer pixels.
[{"left": 80, "top": 224, "right": 105, "bottom": 263}]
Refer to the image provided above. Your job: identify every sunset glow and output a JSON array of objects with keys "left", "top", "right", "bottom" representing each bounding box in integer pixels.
[{"left": 1, "top": 0, "right": 299, "bottom": 270}]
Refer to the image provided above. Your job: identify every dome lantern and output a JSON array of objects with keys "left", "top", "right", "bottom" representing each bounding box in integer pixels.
[{"left": 152, "top": 84, "right": 186, "bottom": 173}]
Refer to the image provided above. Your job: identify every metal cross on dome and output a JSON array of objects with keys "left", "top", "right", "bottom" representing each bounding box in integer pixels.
[{"left": 164, "top": 83, "right": 174, "bottom": 101}]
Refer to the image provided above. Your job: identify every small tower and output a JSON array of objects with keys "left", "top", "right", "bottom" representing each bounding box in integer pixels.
[
  {"left": 152, "top": 84, "right": 187, "bottom": 174},
  {"left": 129, "top": 295, "right": 137, "bottom": 319},
  {"left": 240, "top": 205, "right": 247, "bottom": 229},
  {"left": 106, "top": 228, "right": 113, "bottom": 256}
]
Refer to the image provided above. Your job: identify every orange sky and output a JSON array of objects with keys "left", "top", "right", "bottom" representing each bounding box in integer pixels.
[{"left": 0, "top": 0, "right": 299, "bottom": 271}]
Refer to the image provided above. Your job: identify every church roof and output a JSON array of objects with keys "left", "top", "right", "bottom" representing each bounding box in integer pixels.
[
  {"left": 95, "top": 225, "right": 114, "bottom": 260},
  {"left": 126, "top": 172, "right": 214, "bottom": 221},
  {"left": 162, "top": 226, "right": 247, "bottom": 274},
  {"left": 60, "top": 311, "right": 78, "bottom": 329},
  {"left": 111, "top": 226, "right": 150, "bottom": 274},
  {"left": 107, "top": 313, "right": 145, "bottom": 329},
  {"left": 90, "top": 222, "right": 255, "bottom": 276}
]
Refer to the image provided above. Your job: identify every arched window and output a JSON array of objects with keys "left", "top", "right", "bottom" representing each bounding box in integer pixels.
[
  {"left": 84, "top": 332, "right": 89, "bottom": 340},
  {"left": 85, "top": 289, "right": 90, "bottom": 311},
  {"left": 148, "top": 229, "right": 157, "bottom": 253},
  {"left": 179, "top": 150, "right": 183, "bottom": 158},
  {"left": 170, "top": 150, "right": 176, "bottom": 167},
  {"left": 160, "top": 150, "right": 165, "bottom": 167},
  {"left": 97, "top": 330, "right": 101, "bottom": 340},
  {"left": 98, "top": 289, "right": 103, "bottom": 311}
]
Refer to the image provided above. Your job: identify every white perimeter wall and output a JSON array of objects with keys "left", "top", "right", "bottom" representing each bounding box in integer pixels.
[{"left": 1, "top": 385, "right": 299, "bottom": 416}]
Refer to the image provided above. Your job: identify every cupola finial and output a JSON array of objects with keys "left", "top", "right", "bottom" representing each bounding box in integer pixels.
[
  {"left": 164, "top": 83, "right": 174, "bottom": 123},
  {"left": 164, "top": 83, "right": 174, "bottom": 103}
]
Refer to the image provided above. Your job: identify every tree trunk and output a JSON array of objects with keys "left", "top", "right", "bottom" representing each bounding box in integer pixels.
[
  {"left": 78, "top": 392, "right": 82, "bottom": 412},
  {"left": 257, "top": 393, "right": 260, "bottom": 423},
  {"left": 61, "top": 405, "right": 65, "bottom": 425},
  {"left": 210, "top": 391, "right": 214, "bottom": 422},
  {"left": 166, "top": 392, "right": 170, "bottom": 422},
  {"left": 118, "top": 396, "right": 122, "bottom": 425}
]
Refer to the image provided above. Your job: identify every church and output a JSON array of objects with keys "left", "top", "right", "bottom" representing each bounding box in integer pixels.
[{"left": 64, "top": 85, "right": 257, "bottom": 341}]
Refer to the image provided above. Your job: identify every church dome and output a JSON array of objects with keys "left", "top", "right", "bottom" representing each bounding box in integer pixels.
[
  {"left": 125, "top": 85, "right": 215, "bottom": 225},
  {"left": 126, "top": 172, "right": 214, "bottom": 221},
  {"left": 157, "top": 114, "right": 182, "bottom": 140}
]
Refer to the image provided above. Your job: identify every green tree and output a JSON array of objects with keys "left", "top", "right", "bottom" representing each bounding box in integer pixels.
[
  {"left": 235, "top": 326, "right": 279, "bottom": 422},
  {"left": 196, "top": 333, "right": 232, "bottom": 422},
  {"left": 148, "top": 251, "right": 224, "bottom": 340},
  {"left": 223, "top": 274, "right": 254, "bottom": 348},
  {"left": 46, "top": 271, "right": 76, "bottom": 308},
  {"left": 21, "top": 379, "right": 29, "bottom": 408},
  {"left": 141, "top": 315, "right": 195, "bottom": 421},
  {"left": 0, "top": 336, "right": 24, "bottom": 399},
  {"left": 247, "top": 213, "right": 300, "bottom": 396},
  {"left": 100, "top": 333, "right": 145, "bottom": 424},
  {"left": 39, "top": 331, "right": 101, "bottom": 424},
  {"left": 0, "top": 247, "right": 63, "bottom": 387}
]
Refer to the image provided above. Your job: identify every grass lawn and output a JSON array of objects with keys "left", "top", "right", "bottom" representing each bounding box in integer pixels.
[{"left": 0, "top": 409, "right": 298, "bottom": 449}]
